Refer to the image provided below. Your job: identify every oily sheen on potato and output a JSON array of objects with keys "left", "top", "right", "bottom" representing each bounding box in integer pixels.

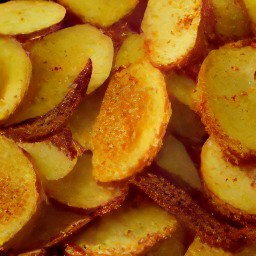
[
  {"left": 0, "top": 135, "right": 39, "bottom": 247},
  {"left": 0, "top": 1, "right": 66, "bottom": 35},
  {"left": 0, "top": 37, "right": 31, "bottom": 122},
  {"left": 201, "top": 137, "right": 256, "bottom": 215},
  {"left": 142, "top": 0, "right": 203, "bottom": 68},
  {"left": 57, "top": 0, "right": 138, "bottom": 27},
  {"left": 8, "top": 24, "right": 113, "bottom": 125},
  {"left": 65, "top": 198, "right": 177, "bottom": 256},
  {"left": 92, "top": 60, "right": 171, "bottom": 182},
  {"left": 195, "top": 41, "right": 256, "bottom": 162}
]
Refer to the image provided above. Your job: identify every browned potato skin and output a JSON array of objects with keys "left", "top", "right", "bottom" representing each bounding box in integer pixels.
[{"left": 2, "top": 60, "right": 92, "bottom": 142}]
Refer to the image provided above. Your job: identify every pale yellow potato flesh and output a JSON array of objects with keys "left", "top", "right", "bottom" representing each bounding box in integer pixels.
[
  {"left": 195, "top": 43, "right": 256, "bottom": 161},
  {"left": 69, "top": 86, "right": 106, "bottom": 150},
  {"left": 165, "top": 71, "right": 196, "bottom": 109},
  {"left": 57, "top": 0, "right": 138, "bottom": 27},
  {"left": 142, "top": 0, "right": 202, "bottom": 67},
  {"left": 243, "top": 0, "right": 256, "bottom": 34},
  {"left": 211, "top": 0, "right": 251, "bottom": 41},
  {"left": 44, "top": 154, "right": 125, "bottom": 210},
  {"left": 92, "top": 60, "right": 171, "bottom": 182},
  {"left": 0, "top": 37, "right": 31, "bottom": 121},
  {"left": 65, "top": 199, "right": 177, "bottom": 256},
  {"left": 156, "top": 135, "right": 202, "bottom": 191},
  {"left": 185, "top": 237, "right": 232, "bottom": 256},
  {"left": 201, "top": 137, "right": 256, "bottom": 214},
  {"left": 19, "top": 141, "right": 77, "bottom": 180},
  {"left": 0, "top": 1, "right": 66, "bottom": 35},
  {"left": 0, "top": 135, "right": 39, "bottom": 246},
  {"left": 8, "top": 24, "right": 113, "bottom": 125},
  {"left": 114, "top": 33, "right": 146, "bottom": 69}
]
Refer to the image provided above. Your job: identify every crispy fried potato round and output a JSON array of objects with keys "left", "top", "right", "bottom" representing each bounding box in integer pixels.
[
  {"left": 142, "top": 0, "right": 204, "bottom": 69},
  {"left": 65, "top": 198, "right": 177, "bottom": 256},
  {"left": 57, "top": 0, "right": 138, "bottom": 27},
  {"left": 195, "top": 41, "right": 256, "bottom": 163},
  {"left": 0, "top": 1, "right": 66, "bottom": 35},
  {"left": 92, "top": 60, "right": 171, "bottom": 182},
  {"left": 0, "top": 37, "right": 31, "bottom": 122},
  {"left": 7, "top": 24, "right": 113, "bottom": 125},
  {"left": 44, "top": 154, "right": 127, "bottom": 211},
  {"left": 0, "top": 135, "right": 39, "bottom": 247},
  {"left": 201, "top": 137, "right": 256, "bottom": 215},
  {"left": 19, "top": 129, "right": 78, "bottom": 180}
]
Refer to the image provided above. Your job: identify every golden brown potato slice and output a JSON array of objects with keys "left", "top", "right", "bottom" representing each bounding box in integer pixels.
[
  {"left": 68, "top": 85, "right": 106, "bottom": 150},
  {"left": 203, "top": 0, "right": 251, "bottom": 43},
  {"left": 0, "top": 1, "right": 65, "bottom": 35},
  {"left": 194, "top": 41, "right": 256, "bottom": 163},
  {"left": 0, "top": 135, "right": 39, "bottom": 247},
  {"left": 185, "top": 237, "right": 232, "bottom": 256},
  {"left": 7, "top": 202, "right": 92, "bottom": 253},
  {"left": 114, "top": 33, "right": 146, "bottom": 69},
  {"left": 142, "top": 0, "right": 205, "bottom": 69},
  {"left": 0, "top": 37, "right": 31, "bottom": 122},
  {"left": 7, "top": 24, "right": 113, "bottom": 126},
  {"left": 156, "top": 135, "right": 202, "bottom": 191},
  {"left": 18, "top": 129, "right": 78, "bottom": 180},
  {"left": 3, "top": 60, "right": 92, "bottom": 142},
  {"left": 201, "top": 137, "right": 256, "bottom": 216},
  {"left": 65, "top": 198, "right": 177, "bottom": 256},
  {"left": 165, "top": 71, "right": 196, "bottom": 109},
  {"left": 57, "top": 0, "right": 138, "bottom": 27},
  {"left": 44, "top": 153, "right": 128, "bottom": 211},
  {"left": 91, "top": 60, "right": 171, "bottom": 182}
]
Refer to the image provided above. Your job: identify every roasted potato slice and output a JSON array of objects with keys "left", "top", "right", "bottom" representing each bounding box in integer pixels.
[
  {"left": 0, "top": 37, "right": 31, "bottom": 122},
  {"left": 194, "top": 41, "right": 256, "bottom": 163},
  {"left": 0, "top": 1, "right": 65, "bottom": 35},
  {"left": 114, "top": 33, "right": 146, "bottom": 69},
  {"left": 18, "top": 129, "right": 78, "bottom": 180},
  {"left": 201, "top": 137, "right": 256, "bottom": 216},
  {"left": 56, "top": 0, "right": 139, "bottom": 28},
  {"left": 142, "top": 0, "right": 205, "bottom": 69},
  {"left": 243, "top": 0, "right": 256, "bottom": 35},
  {"left": 0, "top": 135, "right": 39, "bottom": 247},
  {"left": 156, "top": 134, "right": 202, "bottom": 191},
  {"left": 165, "top": 71, "right": 196, "bottom": 109},
  {"left": 3, "top": 60, "right": 92, "bottom": 142},
  {"left": 65, "top": 197, "right": 177, "bottom": 256},
  {"left": 92, "top": 60, "right": 171, "bottom": 182},
  {"left": 44, "top": 153, "right": 128, "bottom": 211},
  {"left": 7, "top": 24, "right": 113, "bottom": 126},
  {"left": 203, "top": 0, "right": 251, "bottom": 43},
  {"left": 68, "top": 85, "right": 106, "bottom": 150}
]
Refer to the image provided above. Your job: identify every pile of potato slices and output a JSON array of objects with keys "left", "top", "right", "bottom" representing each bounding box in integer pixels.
[{"left": 2, "top": 0, "right": 256, "bottom": 255}]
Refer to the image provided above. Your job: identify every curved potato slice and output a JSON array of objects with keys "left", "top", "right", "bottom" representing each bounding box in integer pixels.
[
  {"left": 194, "top": 41, "right": 256, "bottom": 163},
  {"left": 3, "top": 60, "right": 92, "bottom": 142},
  {"left": 65, "top": 198, "right": 177, "bottom": 256},
  {"left": 0, "top": 1, "right": 65, "bottom": 35},
  {"left": 0, "top": 135, "right": 39, "bottom": 247},
  {"left": 165, "top": 71, "right": 196, "bottom": 109},
  {"left": 243, "top": 0, "right": 256, "bottom": 35},
  {"left": 57, "top": 0, "right": 138, "bottom": 28},
  {"left": 92, "top": 60, "right": 171, "bottom": 182},
  {"left": 44, "top": 154, "right": 128, "bottom": 211},
  {"left": 69, "top": 85, "right": 106, "bottom": 150},
  {"left": 7, "top": 24, "right": 113, "bottom": 126},
  {"left": 114, "top": 33, "right": 146, "bottom": 69},
  {"left": 201, "top": 137, "right": 256, "bottom": 215},
  {"left": 19, "top": 129, "right": 78, "bottom": 180},
  {"left": 142, "top": 0, "right": 205, "bottom": 69},
  {"left": 203, "top": 0, "right": 251, "bottom": 43},
  {"left": 0, "top": 37, "right": 31, "bottom": 121},
  {"left": 156, "top": 135, "right": 202, "bottom": 191}
]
